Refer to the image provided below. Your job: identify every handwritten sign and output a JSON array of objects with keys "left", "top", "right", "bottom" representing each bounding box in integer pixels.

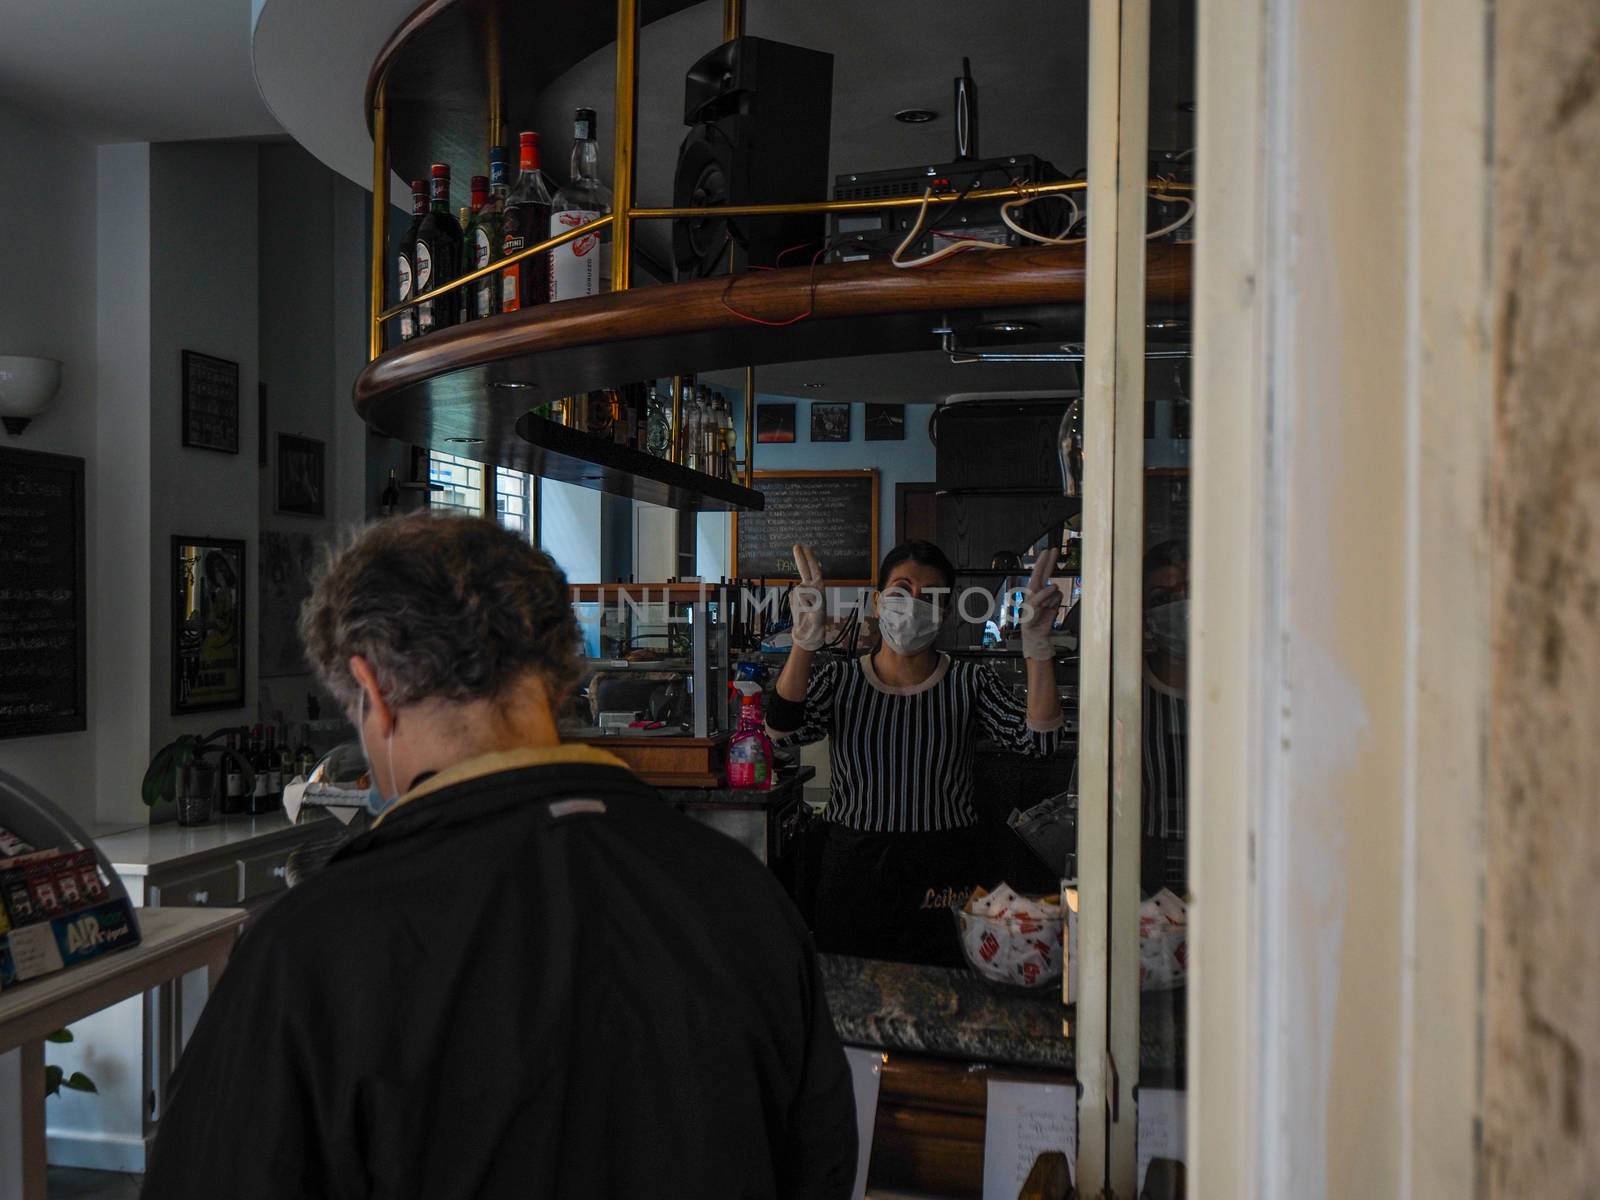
[
  {"left": 983, "top": 1080, "right": 1076, "bottom": 1198},
  {"left": 0, "top": 448, "right": 86, "bottom": 739},
  {"left": 1137, "top": 1087, "right": 1186, "bottom": 1191},
  {"left": 732, "top": 470, "right": 879, "bottom": 584},
  {"left": 182, "top": 349, "right": 240, "bottom": 454}
]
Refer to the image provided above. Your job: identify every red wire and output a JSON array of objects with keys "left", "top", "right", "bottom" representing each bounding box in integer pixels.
[{"left": 717, "top": 242, "right": 830, "bottom": 327}]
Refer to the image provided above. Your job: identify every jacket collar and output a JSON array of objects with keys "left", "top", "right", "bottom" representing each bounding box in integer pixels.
[
  {"left": 375, "top": 744, "right": 629, "bottom": 827},
  {"left": 330, "top": 752, "right": 650, "bottom": 864}
]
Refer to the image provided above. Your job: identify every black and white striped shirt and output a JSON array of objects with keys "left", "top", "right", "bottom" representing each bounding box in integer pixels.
[{"left": 767, "top": 653, "right": 1065, "bottom": 833}]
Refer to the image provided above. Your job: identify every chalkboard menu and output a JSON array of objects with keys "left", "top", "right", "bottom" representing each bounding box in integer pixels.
[
  {"left": 733, "top": 470, "right": 879, "bottom": 584},
  {"left": 0, "top": 448, "right": 86, "bottom": 739}
]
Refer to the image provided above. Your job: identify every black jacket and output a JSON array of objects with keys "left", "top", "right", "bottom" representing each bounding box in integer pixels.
[{"left": 142, "top": 758, "right": 857, "bottom": 1199}]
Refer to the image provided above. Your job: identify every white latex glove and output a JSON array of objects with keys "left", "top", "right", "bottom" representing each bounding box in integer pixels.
[
  {"left": 790, "top": 544, "right": 828, "bottom": 651},
  {"left": 1019, "top": 547, "right": 1065, "bottom": 661}
]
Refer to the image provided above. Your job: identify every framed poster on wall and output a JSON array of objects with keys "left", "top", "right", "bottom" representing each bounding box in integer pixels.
[
  {"left": 181, "top": 350, "right": 240, "bottom": 454},
  {"left": 171, "top": 535, "right": 246, "bottom": 714}
]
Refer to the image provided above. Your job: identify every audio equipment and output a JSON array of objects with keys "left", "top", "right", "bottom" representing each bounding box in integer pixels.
[{"left": 672, "top": 36, "right": 834, "bottom": 279}]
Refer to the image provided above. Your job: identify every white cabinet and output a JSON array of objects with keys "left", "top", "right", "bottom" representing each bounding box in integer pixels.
[{"left": 44, "top": 815, "right": 333, "bottom": 1173}]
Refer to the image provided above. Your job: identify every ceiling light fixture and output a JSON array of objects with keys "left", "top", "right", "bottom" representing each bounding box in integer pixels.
[
  {"left": 491, "top": 380, "right": 536, "bottom": 390},
  {"left": 443, "top": 436, "right": 484, "bottom": 444},
  {"left": 894, "top": 108, "right": 938, "bottom": 124},
  {"left": 978, "top": 320, "right": 1037, "bottom": 335}
]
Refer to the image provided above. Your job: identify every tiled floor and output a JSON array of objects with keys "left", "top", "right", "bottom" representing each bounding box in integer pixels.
[{"left": 47, "top": 1167, "right": 142, "bottom": 1199}]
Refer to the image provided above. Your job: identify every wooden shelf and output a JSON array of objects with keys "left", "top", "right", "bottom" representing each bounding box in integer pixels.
[
  {"left": 353, "top": 243, "right": 1191, "bottom": 484},
  {"left": 511, "top": 414, "right": 762, "bottom": 511}
]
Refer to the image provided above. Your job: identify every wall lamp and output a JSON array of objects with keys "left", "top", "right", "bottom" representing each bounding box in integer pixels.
[{"left": 0, "top": 356, "right": 63, "bottom": 436}]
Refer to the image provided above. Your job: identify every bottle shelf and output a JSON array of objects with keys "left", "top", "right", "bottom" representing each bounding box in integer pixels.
[
  {"left": 511, "top": 413, "right": 762, "bottom": 511},
  {"left": 353, "top": 243, "right": 1192, "bottom": 497}
]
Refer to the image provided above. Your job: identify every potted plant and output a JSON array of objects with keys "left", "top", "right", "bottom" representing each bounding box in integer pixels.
[
  {"left": 44, "top": 1028, "right": 97, "bottom": 1100},
  {"left": 141, "top": 728, "right": 254, "bottom": 824}
]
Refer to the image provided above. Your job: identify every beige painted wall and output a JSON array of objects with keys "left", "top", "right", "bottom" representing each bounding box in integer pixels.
[{"left": 1484, "top": 1, "right": 1600, "bottom": 1192}]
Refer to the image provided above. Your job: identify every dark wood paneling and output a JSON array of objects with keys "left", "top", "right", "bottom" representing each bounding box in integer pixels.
[
  {"left": 866, "top": 1053, "right": 1075, "bottom": 1198},
  {"left": 895, "top": 481, "right": 939, "bottom": 544},
  {"left": 934, "top": 399, "right": 1071, "bottom": 491}
]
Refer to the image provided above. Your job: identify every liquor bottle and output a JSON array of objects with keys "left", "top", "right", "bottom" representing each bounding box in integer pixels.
[
  {"left": 610, "top": 389, "right": 629, "bottom": 447},
  {"left": 469, "top": 149, "right": 509, "bottom": 319},
  {"left": 645, "top": 385, "right": 671, "bottom": 457},
  {"left": 278, "top": 719, "right": 296, "bottom": 785},
  {"left": 222, "top": 730, "right": 246, "bottom": 816},
  {"left": 264, "top": 725, "right": 284, "bottom": 810},
  {"left": 683, "top": 388, "right": 704, "bottom": 473},
  {"left": 397, "top": 179, "right": 427, "bottom": 343},
  {"left": 295, "top": 726, "right": 316, "bottom": 779},
  {"left": 499, "top": 132, "right": 554, "bottom": 313},
  {"left": 717, "top": 395, "right": 736, "bottom": 480},
  {"left": 706, "top": 392, "right": 721, "bottom": 477},
  {"left": 380, "top": 468, "right": 400, "bottom": 517},
  {"left": 248, "top": 725, "right": 270, "bottom": 814},
  {"left": 549, "top": 108, "right": 614, "bottom": 301},
  {"left": 414, "top": 163, "right": 463, "bottom": 335}
]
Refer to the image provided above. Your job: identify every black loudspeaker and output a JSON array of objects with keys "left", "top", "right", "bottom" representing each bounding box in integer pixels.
[{"left": 672, "top": 36, "right": 834, "bottom": 279}]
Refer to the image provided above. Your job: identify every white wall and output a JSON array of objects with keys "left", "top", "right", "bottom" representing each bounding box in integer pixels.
[
  {"left": 541, "top": 479, "right": 603, "bottom": 583},
  {"left": 92, "top": 144, "right": 155, "bottom": 829},
  {"left": 146, "top": 142, "right": 261, "bottom": 763},
  {"left": 256, "top": 142, "right": 371, "bottom": 726},
  {"left": 0, "top": 104, "right": 102, "bottom": 823}
]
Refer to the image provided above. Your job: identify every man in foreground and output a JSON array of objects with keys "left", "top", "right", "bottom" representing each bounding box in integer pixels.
[{"left": 143, "top": 513, "right": 857, "bottom": 1199}]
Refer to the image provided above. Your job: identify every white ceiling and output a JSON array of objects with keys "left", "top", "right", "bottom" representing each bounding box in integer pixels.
[{"left": 0, "top": 0, "right": 279, "bottom": 143}]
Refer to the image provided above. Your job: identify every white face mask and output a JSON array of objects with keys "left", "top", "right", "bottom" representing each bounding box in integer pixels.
[{"left": 877, "top": 590, "right": 944, "bottom": 655}]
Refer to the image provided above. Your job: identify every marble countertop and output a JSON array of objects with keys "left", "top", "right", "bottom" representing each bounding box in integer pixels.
[
  {"left": 820, "top": 954, "right": 1185, "bottom": 1081},
  {"left": 658, "top": 766, "right": 814, "bottom": 807},
  {"left": 93, "top": 812, "right": 320, "bottom": 873}
]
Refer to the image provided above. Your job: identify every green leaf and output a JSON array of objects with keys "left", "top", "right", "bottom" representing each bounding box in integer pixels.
[
  {"left": 44, "top": 1065, "right": 62, "bottom": 1097},
  {"left": 141, "top": 743, "right": 176, "bottom": 807},
  {"left": 45, "top": 1028, "right": 74, "bottom": 1044},
  {"left": 63, "top": 1072, "right": 98, "bottom": 1094}
]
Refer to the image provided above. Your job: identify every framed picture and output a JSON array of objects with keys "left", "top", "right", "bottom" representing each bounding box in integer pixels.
[
  {"left": 0, "top": 448, "right": 87, "bottom": 739},
  {"left": 865, "top": 403, "right": 906, "bottom": 441},
  {"left": 172, "top": 536, "right": 246, "bottom": 715},
  {"left": 276, "top": 434, "right": 326, "bottom": 518},
  {"left": 181, "top": 350, "right": 240, "bottom": 454},
  {"left": 810, "top": 402, "right": 851, "bottom": 443},
  {"left": 756, "top": 402, "right": 797, "bottom": 444}
]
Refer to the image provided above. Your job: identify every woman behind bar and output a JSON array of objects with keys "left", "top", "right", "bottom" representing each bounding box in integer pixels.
[{"left": 767, "top": 540, "right": 1067, "bottom": 965}]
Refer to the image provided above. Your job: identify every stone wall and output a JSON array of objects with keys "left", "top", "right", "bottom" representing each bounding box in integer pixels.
[{"left": 1485, "top": 3, "right": 1600, "bottom": 1191}]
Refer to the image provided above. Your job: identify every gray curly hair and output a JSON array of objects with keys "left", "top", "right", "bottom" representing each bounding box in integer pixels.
[{"left": 298, "top": 512, "right": 582, "bottom": 714}]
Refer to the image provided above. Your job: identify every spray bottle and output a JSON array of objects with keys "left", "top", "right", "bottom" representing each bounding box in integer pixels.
[{"left": 727, "top": 681, "right": 774, "bottom": 790}]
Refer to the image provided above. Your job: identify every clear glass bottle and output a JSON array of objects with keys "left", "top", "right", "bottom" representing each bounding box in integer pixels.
[
  {"left": 549, "top": 107, "right": 614, "bottom": 300},
  {"left": 645, "top": 385, "right": 671, "bottom": 457}
]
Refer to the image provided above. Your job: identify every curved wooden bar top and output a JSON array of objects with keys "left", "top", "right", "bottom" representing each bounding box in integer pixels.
[{"left": 354, "top": 243, "right": 1191, "bottom": 483}]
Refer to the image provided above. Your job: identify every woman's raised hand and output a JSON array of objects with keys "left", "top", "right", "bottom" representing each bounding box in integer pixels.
[
  {"left": 790, "top": 544, "right": 828, "bottom": 651},
  {"left": 1019, "top": 547, "right": 1064, "bottom": 661}
]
